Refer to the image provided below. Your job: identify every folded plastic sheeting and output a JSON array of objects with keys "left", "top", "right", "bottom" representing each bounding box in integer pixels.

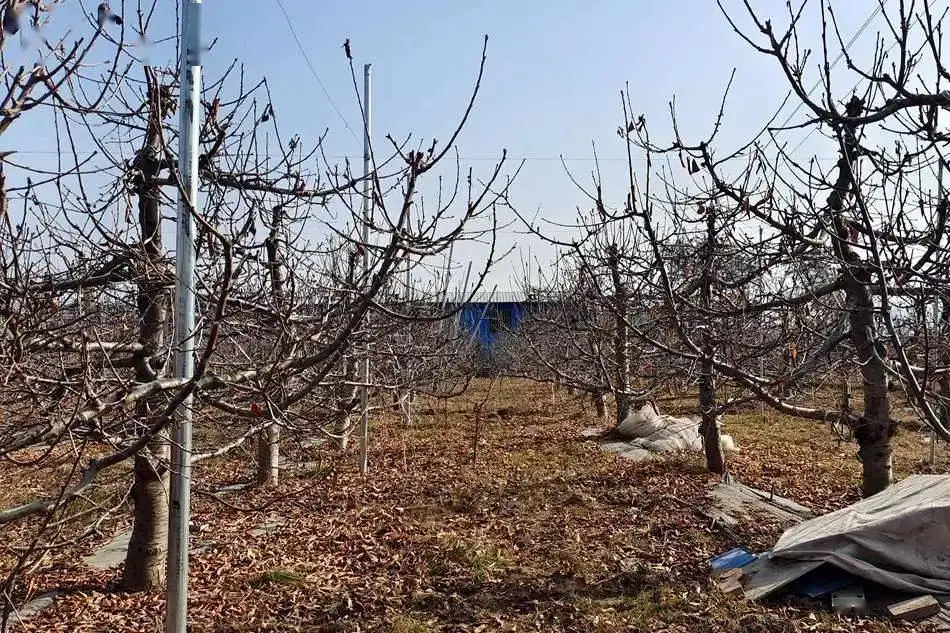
[
  {"left": 614, "top": 402, "right": 737, "bottom": 453},
  {"left": 744, "top": 475, "right": 950, "bottom": 600}
]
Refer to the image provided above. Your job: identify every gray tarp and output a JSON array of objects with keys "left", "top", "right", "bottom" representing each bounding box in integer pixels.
[{"left": 744, "top": 475, "right": 950, "bottom": 600}]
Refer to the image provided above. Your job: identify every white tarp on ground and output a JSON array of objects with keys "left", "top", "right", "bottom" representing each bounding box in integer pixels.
[
  {"left": 615, "top": 402, "right": 737, "bottom": 453},
  {"left": 744, "top": 474, "right": 950, "bottom": 599}
]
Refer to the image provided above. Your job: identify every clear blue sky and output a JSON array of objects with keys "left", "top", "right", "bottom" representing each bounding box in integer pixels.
[
  {"left": 6, "top": 1, "right": 885, "bottom": 290},
  {"left": 210, "top": 0, "right": 885, "bottom": 290}
]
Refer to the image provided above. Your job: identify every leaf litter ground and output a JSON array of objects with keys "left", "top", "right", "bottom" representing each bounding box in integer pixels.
[{"left": 5, "top": 380, "right": 944, "bottom": 632}]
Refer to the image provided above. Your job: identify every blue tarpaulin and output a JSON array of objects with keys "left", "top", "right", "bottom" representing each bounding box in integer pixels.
[
  {"left": 457, "top": 301, "right": 528, "bottom": 349},
  {"left": 710, "top": 548, "right": 758, "bottom": 574}
]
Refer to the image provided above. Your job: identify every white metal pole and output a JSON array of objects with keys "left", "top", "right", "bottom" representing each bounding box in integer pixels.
[
  {"left": 77, "top": 257, "right": 85, "bottom": 319},
  {"left": 404, "top": 254, "right": 412, "bottom": 426},
  {"left": 167, "top": 1, "right": 201, "bottom": 631},
  {"left": 757, "top": 226, "right": 765, "bottom": 422},
  {"left": 932, "top": 151, "right": 944, "bottom": 466},
  {"left": 359, "top": 63, "right": 372, "bottom": 475}
]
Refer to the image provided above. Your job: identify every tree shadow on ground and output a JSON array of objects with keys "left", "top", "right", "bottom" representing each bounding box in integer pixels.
[{"left": 405, "top": 567, "right": 661, "bottom": 624}]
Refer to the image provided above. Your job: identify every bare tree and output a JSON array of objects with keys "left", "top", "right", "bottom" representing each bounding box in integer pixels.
[
  {"left": 509, "top": 212, "right": 666, "bottom": 424},
  {"left": 0, "top": 4, "right": 510, "bottom": 610},
  {"left": 602, "top": 1, "right": 950, "bottom": 495},
  {"left": 255, "top": 201, "right": 287, "bottom": 487},
  {"left": 123, "top": 71, "right": 175, "bottom": 591},
  {"left": 697, "top": 206, "right": 725, "bottom": 475}
]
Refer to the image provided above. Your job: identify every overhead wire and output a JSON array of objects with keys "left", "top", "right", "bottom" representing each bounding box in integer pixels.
[
  {"left": 4, "top": 150, "right": 848, "bottom": 162},
  {"left": 784, "top": 0, "right": 937, "bottom": 175},
  {"left": 761, "top": 4, "right": 885, "bottom": 214},
  {"left": 772, "top": 3, "right": 883, "bottom": 138},
  {"left": 8, "top": 6, "right": 896, "bottom": 169},
  {"left": 272, "top": 0, "right": 359, "bottom": 140}
]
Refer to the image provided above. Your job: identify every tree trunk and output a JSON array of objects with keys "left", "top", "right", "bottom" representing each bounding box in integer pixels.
[
  {"left": 123, "top": 432, "right": 169, "bottom": 590},
  {"left": 256, "top": 205, "right": 286, "bottom": 486},
  {"left": 401, "top": 390, "right": 413, "bottom": 427},
  {"left": 850, "top": 314, "right": 893, "bottom": 497},
  {"left": 123, "top": 75, "right": 171, "bottom": 591},
  {"left": 699, "top": 208, "right": 724, "bottom": 475},
  {"left": 256, "top": 423, "right": 280, "bottom": 487},
  {"left": 607, "top": 244, "right": 631, "bottom": 425},
  {"left": 857, "top": 426, "right": 892, "bottom": 496},
  {"left": 336, "top": 414, "right": 353, "bottom": 451},
  {"left": 333, "top": 250, "right": 361, "bottom": 452},
  {"left": 699, "top": 359, "right": 725, "bottom": 474},
  {"left": 830, "top": 97, "right": 895, "bottom": 497},
  {"left": 840, "top": 376, "right": 852, "bottom": 415},
  {"left": 335, "top": 355, "right": 358, "bottom": 451},
  {"left": 594, "top": 392, "right": 607, "bottom": 418},
  {"left": 938, "top": 300, "right": 950, "bottom": 432}
]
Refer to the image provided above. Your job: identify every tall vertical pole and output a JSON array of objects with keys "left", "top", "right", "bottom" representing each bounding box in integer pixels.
[
  {"left": 76, "top": 256, "right": 85, "bottom": 319},
  {"left": 405, "top": 251, "right": 413, "bottom": 425},
  {"left": 359, "top": 63, "right": 372, "bottom": 475},
  {"left": 167, "top": 1, "right": 201, "bottom": 631},
  {"left": 932, "top": 150, "right": 944, "bottom": 466},
  {"left": 527, "top": 245, "right": 532, "bottom": 290},
  {"left": 758, "top": 226, "right": 766, "bottom": 422}
]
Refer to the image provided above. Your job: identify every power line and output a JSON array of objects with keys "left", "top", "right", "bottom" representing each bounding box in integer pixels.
[
  {"left": 773, "top": 4, "right": 883, "bottom": 135},
  {"left": 272, "top": 0, "right": 359, "bottom": 140},
  {"left": 3, "top": 150, "right": 847, "bottom": 162},
  {"left": 763, "top": 3, "right": 884, "bottom": 160},
  {"left": 786, "top": 38, "right": 897, "bottom": 159},
  {"left": 323, "top": 153, "right": 844, "bottom": 163},
  {"left": 784, "top": 1, "right": 932, "bottom": 159}
]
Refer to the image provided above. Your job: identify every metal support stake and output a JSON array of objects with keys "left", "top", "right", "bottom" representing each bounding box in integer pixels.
[
  {"left": 167, "top": 1, "right": 201, "bottom": 631},
  {"left": 359, "top": 63, "right": 372, "bottom": 475}
]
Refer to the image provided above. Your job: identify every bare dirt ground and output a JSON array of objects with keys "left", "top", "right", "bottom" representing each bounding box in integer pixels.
[{"left": 3, "top": 379, "right": 946, "bottom": 632}]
